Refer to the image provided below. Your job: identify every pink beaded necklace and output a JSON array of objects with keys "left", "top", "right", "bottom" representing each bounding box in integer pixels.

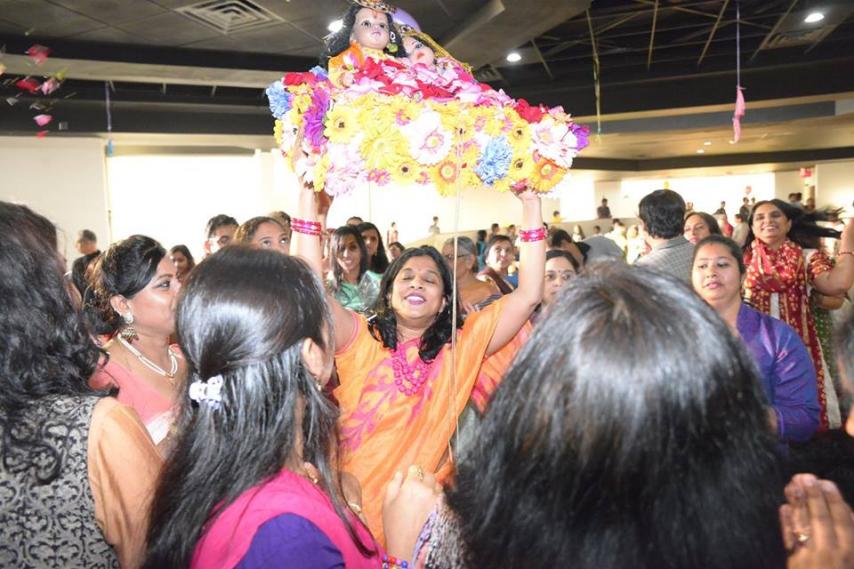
[{"left": 390, "top": 340, "right": 435, "bottom": 396}]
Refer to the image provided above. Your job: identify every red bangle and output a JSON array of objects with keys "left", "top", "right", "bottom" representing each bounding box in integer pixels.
[
  {"left": 519, "top": 227, "right": 547, "bottom": 243},
  {"left": 292, "top": 218, "right": 322, "bottom": 236}
]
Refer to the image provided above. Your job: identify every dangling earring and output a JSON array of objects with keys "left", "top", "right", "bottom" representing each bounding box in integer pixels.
[
  {"left": 388, "top": 30, "right": 398, "bottom": 53},
  {"left": 120, "top": 312, "right": 138, "bottom": 342}
]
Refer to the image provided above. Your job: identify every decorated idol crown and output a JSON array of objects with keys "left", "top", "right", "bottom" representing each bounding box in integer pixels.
[{"left": 352, "top": 0, "right": 396, "bottom": 14}]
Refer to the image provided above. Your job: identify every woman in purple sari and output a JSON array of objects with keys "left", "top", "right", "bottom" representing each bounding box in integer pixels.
[{"left": 692, "top": 235, "right": 820, "bottom": 443}]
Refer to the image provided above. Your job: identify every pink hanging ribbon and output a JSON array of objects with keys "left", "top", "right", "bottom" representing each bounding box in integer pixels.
[{"left": 732, "top": 86, "right": 745, "bottom": 143}]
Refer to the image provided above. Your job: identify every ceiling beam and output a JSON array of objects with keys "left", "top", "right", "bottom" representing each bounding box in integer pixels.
[
  {"left": 698, "top": 0, "right": 730, "bottom": 66},
  {"left": 750, "top": 0, "right": 800, "bottom": 62}
]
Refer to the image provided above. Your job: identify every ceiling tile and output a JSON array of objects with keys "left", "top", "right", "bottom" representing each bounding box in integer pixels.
[
  {"left": 1, "top": 0, "right": 105, "bottom": 36},
  {"left": 222, "top": 21, "right": 321, "bottom": 53},
  {"left": 114, "top": 11, "right": 222, "bottom": 45},
  {"left": 45, "top": 0, "right": 168, "bottom": 24},
  {"left": 69, "top": 25, "right": 156, "bottom": 44}
]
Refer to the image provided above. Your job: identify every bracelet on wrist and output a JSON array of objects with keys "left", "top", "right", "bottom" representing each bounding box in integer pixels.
[
  {"left": 291, "top": 218, "right": 322, "bottom": 236},
  {"left": 382, "top": 554, "right": 409, "bottom": 569},
  {"left": 519, "top": 227, "right": 547, "bottom": 243}
]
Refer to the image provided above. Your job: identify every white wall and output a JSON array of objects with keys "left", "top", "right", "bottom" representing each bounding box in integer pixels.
[
  {"left": 816, "top": 161, "right": 854, "bottom": 212},
  {"left": 0, "top": 136, "right": 109, "bottom": 267}
]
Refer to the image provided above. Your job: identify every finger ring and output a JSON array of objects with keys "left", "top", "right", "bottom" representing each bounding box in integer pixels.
[{"left": 796, "top": 532, "right": 810, "bottom": 545}]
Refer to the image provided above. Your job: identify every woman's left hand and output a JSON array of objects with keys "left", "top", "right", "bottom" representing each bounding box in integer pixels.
[{"left": 383, "top": 465, "right": 442, "bottom": 562}]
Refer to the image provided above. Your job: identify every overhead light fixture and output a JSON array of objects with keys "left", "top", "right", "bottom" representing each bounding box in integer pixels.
[
  {"left": 328, "top": 19, "right": 343, "bottom": 33},
  {"left": 703, "top": 141, "right": 712, "bottom": 146},
  {"left": 804, "top": 11, "right": 825, "bottom": 23},
  {"left": 696, "top": 149, "right": 705, "bottom": 154},
  {"left": 506, "top": 52, "right": 522, "bottom": 63}
]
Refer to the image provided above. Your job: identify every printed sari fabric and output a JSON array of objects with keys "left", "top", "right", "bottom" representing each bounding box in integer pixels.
[
  {"left": 743, "top": 239, "right": 837, "bottom": 429},
  {"left": 334, "top": 297, "right": 506, "bottom": 544}
]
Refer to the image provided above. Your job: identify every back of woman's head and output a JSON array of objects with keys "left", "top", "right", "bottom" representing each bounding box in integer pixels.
[
  {"left": 447, "top": 263, "right": 784, "bottom": 569},
  {"left": 145, "top": 247, "right": 365, "bottom": 567},
  {"left": 88, "top": 235, "right": 165, "bottom": 335},
  {"left": 0, "top": 202, "right": 99, "bottom": 478}
]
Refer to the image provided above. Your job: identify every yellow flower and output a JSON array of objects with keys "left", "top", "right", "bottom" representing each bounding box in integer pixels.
[
  {"left": 360, "top": 127, "right": 409, "bottom": 173},
  {"left": 292, "top": 93, "right": 312, "bottom": 115},
  {"left": 484, "top": 108, "right": 513, "bottom": 137},
  {"left": 432, "top": 158, "right": 462, "bottom": 196},
  {"left": 313, "top": 153, "right": 331, "bottom": 192},
  {"left": 529, "top": 157, "right": 563, "bottom": 193},
  {"left": 324, "top": 104, "right": 358, "bottom": 145},
  {"left": 273, "top": 119, "right": 283, "bottom": 146},
  {"left": 387, "top": 98, "right": 419, "bottom": 127},
  {"left": 390, "top": 160, "right": 420, "bottom": 186},
  {"left": 507, "top": 154, "right": 533, "bottom": 186}
]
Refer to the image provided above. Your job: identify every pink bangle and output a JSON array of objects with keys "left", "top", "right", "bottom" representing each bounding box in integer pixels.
[
  {"left": 519, "top": 227, "right": 547, "bottom": 243},
  {"left": 292, "top": 218, "right": 322, "bottom": 236}
]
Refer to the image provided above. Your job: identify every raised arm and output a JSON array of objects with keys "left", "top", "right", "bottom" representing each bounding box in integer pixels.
[
  {"left": 486, "top": 190, "right": 545, "bottom": 356},
  {"left": 812, "top": 218, "right": 854, "bottom": 297},
  {"left": 293, "top": 181, "right": 355, "bottom": 350}
]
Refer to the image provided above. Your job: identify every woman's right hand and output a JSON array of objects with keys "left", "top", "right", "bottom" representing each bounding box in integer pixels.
[
  {"left": 383, "top": 465, "right": 443, "bottom": 562},
  {"left": 780, "top": 473, "right": 854, "bottom": 569}
]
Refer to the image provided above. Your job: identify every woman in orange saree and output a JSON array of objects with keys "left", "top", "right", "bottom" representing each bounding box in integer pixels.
[{"left": 294, "top": 184, "right": 544, "bottom": 543}]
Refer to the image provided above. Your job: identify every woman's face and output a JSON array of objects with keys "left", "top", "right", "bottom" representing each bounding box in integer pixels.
[
  {"left": 487, "top": 240, "right": 514, "bottom": 272},
  {"left": 125, "top": 257, "right": 181, "bottom": 337},
  {"left": 389, "top": 243, "right": 404, "bottom": 260},
  {"left": 336, "top": 234, "right": 362, "bottom": 277},
  {"left": 543, "top": 257, "right": 575, "bottom": 306},
  {"left": 171, "top": 251, "right": 190, "bottom": 276},
  {"left": 390, "top": 256, "right": 445, "bottom": 324},
  {"left": 361, "top": 228, "right": 380, "bottom": 258},
  {"left": 403, "top": 36, "right": 435, "bottom": 66},
  {"left": 752, "top": 203, "right": 792, "bottom": 247},
  {"left": 684, "top": 214, "right": 711, "bottom": 245},
  {"left": 691, "top": 242, "right": 743, "bottom": 309},
  {"left": 351, "top": 8, "right": 389, "bottom": 50},
  {"left": 441, "top": 243, "right": 474, "bottom": 280},
  {"left": 252, "top": 222, "right": 290, "bottom": 254}
]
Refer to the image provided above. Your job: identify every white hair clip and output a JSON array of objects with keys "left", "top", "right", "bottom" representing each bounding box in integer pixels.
[{"left": 189, "top": 375, "right": 224, "bottom": 408}]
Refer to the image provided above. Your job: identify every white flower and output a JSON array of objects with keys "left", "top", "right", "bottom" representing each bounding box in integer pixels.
[
  {"left": 532, "top": 117, "right": 579, "bottom": 168},
  {"left": 324, "top": 139, "right": 367, "bottom": 197},
  {"left": 402, "top": 110, "right": 452, "bottom": 166}
]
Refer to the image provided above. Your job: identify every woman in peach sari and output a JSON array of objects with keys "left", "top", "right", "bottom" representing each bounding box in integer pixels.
[{"left": 295, "top": 183, "right": 544, "bottom": 543}]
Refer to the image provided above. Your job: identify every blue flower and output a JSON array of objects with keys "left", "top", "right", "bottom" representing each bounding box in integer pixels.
[
  {"left": 265, "top": 80, "right": 291, "bottom": 119},
  {"left": 309, "top": 66, "right": 329, "bottom": 80},
  {"left": 475, "top": 136, "right": 512, "bottom": 186}
]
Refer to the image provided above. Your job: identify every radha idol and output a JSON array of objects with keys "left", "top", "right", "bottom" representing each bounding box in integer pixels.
[{"left": 266, "top": 0, "right": 590, "bottom": 198}]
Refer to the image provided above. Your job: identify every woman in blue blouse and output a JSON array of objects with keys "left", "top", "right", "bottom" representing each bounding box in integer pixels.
[{"left": 692, "top": 235, "right": 820, "bottom": 443}]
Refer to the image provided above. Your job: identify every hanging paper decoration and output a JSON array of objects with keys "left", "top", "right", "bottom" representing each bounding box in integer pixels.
[
  {"left": 733, "top": 87, "right": 745, "bottom": 143},
  {"left": 732, "top": 1, "right": 745, "bottom": 143},
  {"left": 33, "top": 114, "right": 52, "bottom": 126},
  {"left": 26, "top": 44, "right": 51, "bottom": 65}
]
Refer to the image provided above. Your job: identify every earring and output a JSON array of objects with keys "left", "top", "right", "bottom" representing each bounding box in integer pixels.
[{"left": 120, "top": 312, "right": 138, "bottom": 342}]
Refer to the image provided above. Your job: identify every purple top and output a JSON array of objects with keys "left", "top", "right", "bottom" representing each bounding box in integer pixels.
[
  {"left": 236, "top": 514, "right": 345, "bottom": 569},
  {"left": 736, "top": 304, "right": 820, "bottom": 443}
]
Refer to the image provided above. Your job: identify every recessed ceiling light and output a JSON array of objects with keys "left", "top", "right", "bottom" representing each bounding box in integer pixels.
[
  {"left": 804, "top": 12, "right": 825, "bottom": 23},
  {"left": 703, "top": 141, "right": 712, "bottom": 146},
  {"left": 328, "top": 19, "right": 343, "bottom": 33},
  {"left": 506, "top": 52, "right": 522, "bottom": 63},
  {"left": 696, "top": 149, "right": 705, "bottom": 154}
]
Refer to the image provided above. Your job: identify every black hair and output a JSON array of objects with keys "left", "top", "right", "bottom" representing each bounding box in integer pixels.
[
  {"left": 388, "top": 241, "right": 404, "bottom": 253},
  {"left": 545, "top": 249, "right": 580, "bottom": 273},
  {"left": 329, "top": 225, "right": 370, "bottom": 292},
  {"left": 484, "top": 234, "right": 514, "bottom": 261},
  {"left": 0, "top": 202, "right": 101, "bottom": 484},
  {"left": 144, "top": 247, "right": 373, "bottom": 567},
  {"left": 346, "top": 216, "right": 364, "bottom": 226},
  {"left": 78, "top": 229, "right": 97, "bottom": 242},
  {"left": 744, "top": 199, "right": 841, "bottom": 251},
  {"left": 88, "top": 235, "right": 166, "bottom": 336},
  {"left": 638, "top": 189, "right": 686, "bottom": 239},
  {"left": 446, "top": 264, "right": 785, "bottom": 569},
  {"left": 476, "top": 230, "right": 487, "bottom": 242},
  {"left": 234, "top": 216, "right": 286, "bottom": 243},
  {"left": 548, "top": 229, "right": 573, "bottom": 249},
  {"left": 369, "top": 246, "right": 464, "bottom": 362},
  {"left": 684, "top": 211, "right": 722, "bottom": 236},
  {"left": 169, "top": 244, "right": 195, "bottom": 271},
  {"left": 357, "top": 221, "right": 390, "bottom": 273},
  {"left": 320, "top": 5, "right": 406, "bottom": 68},
  {"left": 205, "top": 214, "right": 239, "bottom": 238},
  {"left": 693, "top": 235, "right": 746, "bottom": 275}
]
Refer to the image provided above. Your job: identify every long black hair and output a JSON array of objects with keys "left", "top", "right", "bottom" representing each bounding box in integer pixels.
[
  {"left": 744, "top": 198, "right": 841, "bottom": 251},
  {"left": 369, "top": 246, "right": 464, "bottom": 362},
  {"left": 320, "top": 4, "right": 406, "bottom": 68},
  {"left": 329, "top": 225, "right": 370, "bottom": 292},
  {"left": 169, "top": 244, "right": 195, "bottom": 271},
  {"left": 446, "top": 263, "right": 785, "bottom": 569},
  {"left": 87, "top": 235, "right": 166, "bottom": 336},
  {"left": 357, "top": 221, "right": 390, "bottom": 273},
  {"left": 0, "top": 202, "right": 101, "bottom": 483},
  {"left": 684, "top": 211, "right": 722, "bottom": 236},
  {"left": 144, "top": 246, "right": 373, "bottom": 567}
]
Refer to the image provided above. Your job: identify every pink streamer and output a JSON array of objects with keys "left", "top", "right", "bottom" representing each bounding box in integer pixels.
[
  {"left": 34, "top": 114, "right": 52, "bottom": 127},
  {"left": 732, "top": 86, "right": 745, "bottom": 143}
]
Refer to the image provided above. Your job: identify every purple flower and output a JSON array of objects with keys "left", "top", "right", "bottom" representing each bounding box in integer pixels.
[
  {"left": 304, "top": 88, "right": 331, "bottom": 150},
  {"left": 309, "top": 66, "right": 329, "bottom": 80},
  {"left": 572, "top": 124, "right": 590, "bottom": 151}
]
